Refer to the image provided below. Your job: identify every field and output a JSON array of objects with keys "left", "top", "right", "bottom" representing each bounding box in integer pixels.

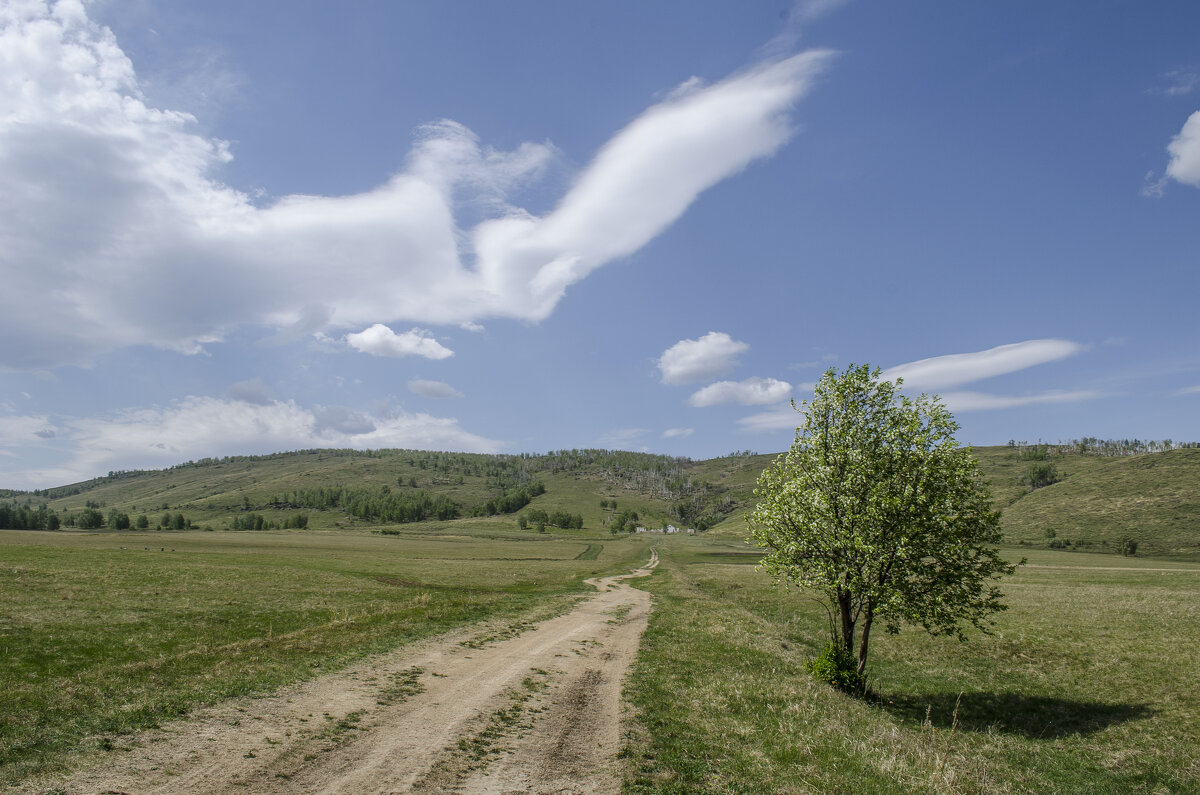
[
  {"left": 623, "top": 538, "right": 1200, "bottom": 794},
  {"left": 4, "top": 444, "right": 1200, "bottom": 791},
  {"left": 0, "top": 524, "right": 648, "bottom": 786}
]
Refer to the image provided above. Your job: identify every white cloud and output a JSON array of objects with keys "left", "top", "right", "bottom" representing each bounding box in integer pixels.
[
  {"left": 938, "top": 390, "right": 1100, "bottom": 412},
  {"left": 408, "top": 379, "right": 464, "bottom": 399},
  {"left": 0, "top": 4, "right": 832, "bottom": 369},
  {"left": 346, "top": 325, "right": 454, "bottom": 360},
  {"left": 689, "top": 377, "right": 793, "bottom": 407},
  {"left": 0, "top": 413, "right": 57, "bottom": 445},
  {"left": 1173, "top": 384, "right": 1200, "bottom": 397},
  {"left": 662, "top": 427, "right": 694, "bottom": 439},
  {"left": 659, "top": 332, "right": 750, "bottom": 385},
  {"left": 0, "top": 396, "right": 501, "bottom": 489},
  {"left": 882, "top": 339, "right": 1084, "bottom": 391},
  {"left": 1165, "top": 110, "right": 1200, "bottom": 188},
  {"left": 1152, "top": 69, "right": 1200, "bottom": 97}
]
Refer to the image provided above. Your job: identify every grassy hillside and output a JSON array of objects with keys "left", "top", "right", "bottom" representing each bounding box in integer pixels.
[{"left": 7, "top": 442, "right": 1200, "bottom": 557}]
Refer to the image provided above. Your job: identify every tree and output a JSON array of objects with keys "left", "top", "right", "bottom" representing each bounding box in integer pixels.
[{"left": 750, "top": 365, "right": 1020, "bottom": 680}]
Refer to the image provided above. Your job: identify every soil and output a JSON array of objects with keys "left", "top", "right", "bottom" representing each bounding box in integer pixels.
[{"left": 32, "top": 550, "right": 658, "bottom": 795}]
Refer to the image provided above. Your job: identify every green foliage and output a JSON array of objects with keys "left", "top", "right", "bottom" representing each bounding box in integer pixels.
[
  {"left": 751, "top": 365, "right": 1019, "bottom": 677},
  {"left": 106, "top": 509, "right": 130, "bottom": 530},
  {"left": 804, "top": 642, "right": 866, "bottom": 694},
  {"left": 1120, "top": 537, "right": 1138, "bottom": 556},
  {"left": 474, "top": 482, "right": 545, "bottom": 517},
  {"left": 272, "top": 485, "right": 460, "bottom": 524},
  {"left": 520, "top": 507, "right": 583, "bottom": 530},
  {"left": 0, "top": 502, "right": 60, "bottom": 531},
  {"left": 76, "top": 507, "right": 104, "bottom": 529},
  {"left": 1022, "top": 461, "right": 1060, "bottom": 489},
  {"left": 609, "top": 509, "right": 640, "bottom": 534}
]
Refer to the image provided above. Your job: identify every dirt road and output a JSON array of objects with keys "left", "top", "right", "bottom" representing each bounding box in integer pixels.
[{"left": 42, "top": 549, "right": 658, "bottom": 795}]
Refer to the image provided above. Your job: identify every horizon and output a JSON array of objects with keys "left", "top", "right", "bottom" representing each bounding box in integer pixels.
[{"left": 2, "top": 1, "right": 1199, "bottom": 489}]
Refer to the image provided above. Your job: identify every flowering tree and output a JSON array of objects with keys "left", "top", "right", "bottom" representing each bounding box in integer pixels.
[{"left": 750, "top": 365, "right": 1019, "bottom": 678}]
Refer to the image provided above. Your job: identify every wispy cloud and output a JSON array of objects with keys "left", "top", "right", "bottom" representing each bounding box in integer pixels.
[
  {"left": 659, "top": 332, "right": 750, "bottom": 385},
  {"left": 1173, "top": 384, "right": 1200, "bottom": 397},
  {"left": 226, "top": 378, "right": 273, "bottom": 406},
  {"left": 599, "top": 428, "right": 650, "bottom": 449},
  {"left": 1150, "top": 69, "right": 1200, "bottom": 97},
  {"left": 0, "top": 397, "right": 500, "bottom": 489},
  {"left": 882, "top": 339, "right": 1084, "bottom": 391},
  {"left": 737, "top": 403, "right": 800, "bottom": 433},
  {"left": 689, "top": 377, "right": 792, "bottom": 407},
  {"left": 346, "top": 325, "right": 454, "bottom": 360},
  {"left": 408, "top": 379, "right": 464, "bottom": 399},
  {"left": 939, "top": 390, "right": 1100, "bottom": 412},
  {"left": 662, "top": 427, "right": 694, "bottom": 439},
  {"left": 0, "top": 4, "right": 832, "bottom": 369}
]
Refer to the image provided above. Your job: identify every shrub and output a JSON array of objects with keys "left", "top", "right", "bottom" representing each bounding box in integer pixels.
[{"left": 805, "top": 642, "right": 865, "bottom": 694}]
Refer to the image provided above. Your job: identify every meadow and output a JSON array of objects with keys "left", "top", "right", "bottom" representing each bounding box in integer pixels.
[
  {"left": 622, "top": 538, "right": 1200, "bottom": 794},
  {"left": 0, "top": 524, "right": 648, "bottom": 785},
  {"left": 4, "top": 443, "right": 1200, "bottom": 791}
]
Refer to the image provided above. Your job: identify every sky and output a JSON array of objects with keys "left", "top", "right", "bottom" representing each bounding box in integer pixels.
[{"left": 2, "top": 0, "right": 1199, "bottom": 489}]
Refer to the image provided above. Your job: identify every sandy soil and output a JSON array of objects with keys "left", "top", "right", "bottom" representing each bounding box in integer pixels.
[{"left": 34, "top": 549, "right": 657, "bottom": 795}]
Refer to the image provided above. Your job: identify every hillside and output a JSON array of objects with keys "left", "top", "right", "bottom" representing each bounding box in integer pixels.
[{"left": 5, "top": 443, "right": 1199, "bottom": 557}]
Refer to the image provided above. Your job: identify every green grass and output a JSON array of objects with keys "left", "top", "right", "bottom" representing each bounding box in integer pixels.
[
  {"left": 0, "top": 526, "right": 648, "bottom": 786},
  {"left": 19, "top": 444, "right": 1200, "bottom": 558},
  {"left": 623, "top": 538, "right": 1200, "bottom": 794},
  {"left": 987, "top": 448, "right": 1200, "bottom": 557}
]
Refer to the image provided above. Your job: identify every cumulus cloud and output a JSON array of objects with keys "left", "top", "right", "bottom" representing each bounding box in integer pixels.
[
  {"left": 689, "top": 377, "right": 792, "bottom": 407},
  {"left": 0, "top": 3, "right": 832, "bottom": 369},
  {"left": 659, "top": 332, "right": 750, "bottom": 385},
  {"left": 408, "top": 379, "right": 464, "bottom": 399},
  {"left": 346, "top": 325, "right": 454, "bottom": 359},
  {"left": 662, "top": 427, "right": 694, "bottom": 439},
  {"left": 1164, "top": 111, "right": 1200, "bottom": 188},
  {"left": 881, "top": 339, "right": 1084, "bottom": 391},
  {"left": 0, "top": 396, "right": 501, "bottom": 489}
]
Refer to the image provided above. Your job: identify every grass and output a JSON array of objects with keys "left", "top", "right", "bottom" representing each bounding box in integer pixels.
[
  {"left": 18, "top": 443, "right": 1200, "bottom": 558},
  {"left": 0, "top": 525, "right": 648, "bottom": 786},
  {"left": 622, "top": 538, "right": 1200, "bottom": 794}
]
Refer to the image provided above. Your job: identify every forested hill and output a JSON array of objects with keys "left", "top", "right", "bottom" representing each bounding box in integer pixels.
[
  {"left": 4, "top": 448, "right": 767, "bottom": 537},
  {"left": 4, "top": 442, "right": 1199, "bottom": 558}
]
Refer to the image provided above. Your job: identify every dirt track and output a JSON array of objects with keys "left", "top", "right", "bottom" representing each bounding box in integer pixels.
[{"left": 41, "top": 549, "right": 658, "bottom": 795}]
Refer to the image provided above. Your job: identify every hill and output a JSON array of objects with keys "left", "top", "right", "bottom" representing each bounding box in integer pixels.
[{"left": 4, "top": 442, "right": 1199, "bottom": 557}]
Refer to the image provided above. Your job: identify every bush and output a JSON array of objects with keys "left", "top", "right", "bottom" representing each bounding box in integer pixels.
[
  {"left": 804, "top": 642, "right": 865, "bottom": 694},
  {"left": 1120, "top": 537, "right": 1138, "bottom": 557}
]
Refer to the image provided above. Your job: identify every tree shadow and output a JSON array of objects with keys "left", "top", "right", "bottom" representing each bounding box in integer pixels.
[{"left": 878, "top": 691, "right": 1154, "bottom": 739}]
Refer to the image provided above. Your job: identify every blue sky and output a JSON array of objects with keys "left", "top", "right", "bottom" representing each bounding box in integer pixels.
[{"left": 2, "top": 0, "right": 1199, "bottom": 489}]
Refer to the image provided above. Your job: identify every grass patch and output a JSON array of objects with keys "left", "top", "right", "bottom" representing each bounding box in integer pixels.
[
  {"left": 0, "top": 527, "right": 648, "bottom": 786},
  {"left": 623, "top": 539, "right": 1200, "bottom": 793},
  {"left": 575, "top": 543, "right": 603, "bottom": 560}
]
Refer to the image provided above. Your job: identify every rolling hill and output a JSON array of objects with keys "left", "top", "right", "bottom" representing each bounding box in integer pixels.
[{"left": 5, "top": 443, "right": 1199, "bottom": 557}]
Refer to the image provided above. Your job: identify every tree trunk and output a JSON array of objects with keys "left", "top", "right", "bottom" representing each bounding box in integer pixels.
[
  {"left": 838, "top": 590, "right": 855, "bottom": 655},
  {"left": 857, "top": 609, "right": 874, "bottom": 678}
]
